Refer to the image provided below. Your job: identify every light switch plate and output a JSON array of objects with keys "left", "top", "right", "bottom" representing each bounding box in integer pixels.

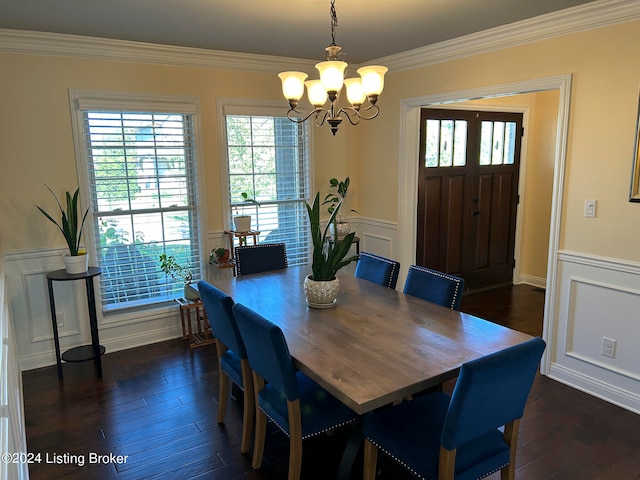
[{"left": 584, "top": 199, "right": 596, "bottom": 218}]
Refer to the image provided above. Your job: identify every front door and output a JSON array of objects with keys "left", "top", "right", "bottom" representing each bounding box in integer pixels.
[{"left": 416, "top": 108, "right": 523, "bottom": 291}]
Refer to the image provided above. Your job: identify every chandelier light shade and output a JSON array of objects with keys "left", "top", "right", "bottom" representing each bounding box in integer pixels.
[{"left": 278, "top": 0, "right": 388, "bottom": 135}]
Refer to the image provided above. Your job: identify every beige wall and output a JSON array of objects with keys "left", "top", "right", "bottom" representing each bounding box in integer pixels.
[
  {"left": 0, "top": 52, "right": 350, "bottom": 253},
  {"left": 358, "top": 20, "right": 640, "bottom": 263}
]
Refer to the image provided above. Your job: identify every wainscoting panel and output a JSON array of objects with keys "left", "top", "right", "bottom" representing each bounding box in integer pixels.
[
  {"left": 550, "top": 251, "right": 640, "bottom": 414},
  {"left": 5, "top": 248, "right": 183, "bottom": 371}
]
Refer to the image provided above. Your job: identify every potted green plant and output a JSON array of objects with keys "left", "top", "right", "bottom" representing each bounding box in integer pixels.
[
  {"left": 323, "top": 177, "right": 358, "bottom": 239},
  {"left": 232, "top": 192, "right": 260, "bottom": 233},
  {"left": 36, "top": 185, "right": 90, "bottom": 274},
  {"left": 210, "top": 246, "right": 230, "bottom": 264},
  {"left": 159, "top": 253, "right": 198, "bottom": 299},
  {"left": 304, "top": 192, "right": 359, "bottom": 308}
]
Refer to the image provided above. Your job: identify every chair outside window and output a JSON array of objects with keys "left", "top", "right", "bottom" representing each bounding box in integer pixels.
[
  {"left": 363, "top": 337, "right": 546, "bottom": 480},
  {"left": 403, "top": 265, "right": 465, "bottom": 310},
  {"left": 354, "top": 252, "right": 400, "bottom": 289},
  {"left": 232, "top": 303, "right": 358, "bottom": 480},
  {"left": 234, "top": 243, "right": 288, "bottom": 277},
  {"left": 197, "top": 281, "right": 254, "bottom": 454}
]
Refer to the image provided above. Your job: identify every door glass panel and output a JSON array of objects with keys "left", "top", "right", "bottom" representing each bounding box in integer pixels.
[
  {"left": 492, "top": 121, "right": 505, "bottom": 165},
  {"left": 453, "top": 120, "right": 467, "bottom": 166},
  {"left": 440, "top": 120, "right": 454, "bottom": 166},
  {"left": 504, "top": 122, "right": 516, "bottom": 164},
  {"left": 425, "top": 119, "right": 467, "bottom": 167},
  {"left": 425, "top": 119, "right": 440, "bottom": 167},
  {"left": 480, "top": 120, "right": 518, "bottom": 165},
  {"left": 480, "top": 121, "right": 493, "bottom": 165}
]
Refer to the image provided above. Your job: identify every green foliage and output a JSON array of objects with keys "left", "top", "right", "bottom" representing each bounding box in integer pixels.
[
  {"left": 159, "top": 253, "right": 193, "bottom": 286},
  {"left": 36, "top": 185, "right": 89, "bottom": 256},
  {"left": 306, "top": 192, "right": 359, "bottom": 281},
  {"left": 323, "top": 177, "right": 358, "bottom": 219}
]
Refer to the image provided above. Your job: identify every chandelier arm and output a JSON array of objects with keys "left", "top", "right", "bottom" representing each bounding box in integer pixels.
[
  {"left": 286, "top": 107, "right": 327, "bottom": 124},
  {"left": 336, "top": 104, "right": 381, "bottom": 125}
]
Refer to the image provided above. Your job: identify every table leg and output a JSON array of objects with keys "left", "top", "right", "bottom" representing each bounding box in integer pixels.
[
  {"left": 47, "top": 278, "right": 63, "bottom": 380},
  {"left": 337, "top": 416, "right": 363, "bottom": 480},
  {"left": 85, "top": 276, "right": 102, "bottom": 378}
]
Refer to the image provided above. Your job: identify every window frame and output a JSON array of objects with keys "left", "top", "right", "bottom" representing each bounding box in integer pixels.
[
  {"left": 69, "top": 89, "right": 208, "bottom": 317},
  {"left": 216, "top": 98, "right": 314, "bottom": 264}
]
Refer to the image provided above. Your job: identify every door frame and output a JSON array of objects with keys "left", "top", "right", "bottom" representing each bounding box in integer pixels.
[{"left": 397, "top": 74, "right": 572, "bottom": 375}]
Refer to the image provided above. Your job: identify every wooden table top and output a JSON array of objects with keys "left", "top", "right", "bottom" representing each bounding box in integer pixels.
[{"left": 211, "top": 266, "right": 532, "bottom": 415}]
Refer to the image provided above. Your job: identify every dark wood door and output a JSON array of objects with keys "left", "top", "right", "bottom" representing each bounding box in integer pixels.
[{"left": 417, "top": 109, "right": 523, "bottom": 291}]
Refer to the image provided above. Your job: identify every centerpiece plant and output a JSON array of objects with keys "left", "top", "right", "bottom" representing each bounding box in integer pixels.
[{"left": 304, "top": 192, "right": 359, "bottom": 308}]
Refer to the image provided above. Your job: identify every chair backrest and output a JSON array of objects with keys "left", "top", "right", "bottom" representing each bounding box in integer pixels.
[
  {"left": 354, "top": 252, "right": 400, "bottom": 289},
  {"left": 197, "top": 280, "right": 246, "bottom": 358},
  {"left": 232, "top": 303, "right": 299, "bottom": 401},
  {"left": 403, "top": 265, "right": 465, "bottom": 310},
  {"left": 234, "top": 243, "right": 288, "bottom": 276},
  {"left": 441, "top": 337, "right": 546, "bottom": 450}
]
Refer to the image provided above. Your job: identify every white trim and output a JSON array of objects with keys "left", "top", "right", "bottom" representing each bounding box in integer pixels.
[
  {"left": 397, "top": 74, "right": 572, "bottom": 377},
  {"left": 370, "top": 0, "right": 640, "bottom": 71},
  {"left": 0, "top": 28, "right": 316, "bottom": 74},
  {"left": 2, "top": 1, "right": 639, "bottom": 73}
]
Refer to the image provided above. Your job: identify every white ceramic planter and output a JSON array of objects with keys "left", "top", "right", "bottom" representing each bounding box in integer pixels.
[
  {"left": 303, "top": 275, "right": 339, "bottom": 309},
  {"left": 63, "top": 253, "right": 88, "bottom": 274},
  {"left": 330, "top": 222, "right": 352, "bottom": 240},
  {"left": 233, "top": 215, "right": 252, "bottom": 232}
]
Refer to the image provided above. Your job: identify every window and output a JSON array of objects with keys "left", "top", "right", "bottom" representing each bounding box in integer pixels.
[
  {"left": 223, "top": 106, "right": 311, "bottom": 266},
  {"left": 71, "top": 91, "right": 203, "bottom": 312}
]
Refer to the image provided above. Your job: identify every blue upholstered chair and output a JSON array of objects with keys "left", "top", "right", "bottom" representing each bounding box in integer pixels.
[
  {"left": 232, "top": 303, "right": 358, "bottom": 480},
  {"left": 363, "top": 337, "right": 546, "bottom": 480},
  {"left": 234, "top": 242, "right": 288, "bottom": 276},
  {"left": 197, "top": 281, "right": 254, "bottom": 454},
  {"left": 354, "top": 252, "right": 400, "bottom": 289},
  {"left": 403, "top": 265, "right": 465, "bottom": 310}
]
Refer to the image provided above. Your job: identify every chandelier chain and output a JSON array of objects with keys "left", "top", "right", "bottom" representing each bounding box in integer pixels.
[{"left": 330, "top": 0, "right": 338, "bottom": 46}]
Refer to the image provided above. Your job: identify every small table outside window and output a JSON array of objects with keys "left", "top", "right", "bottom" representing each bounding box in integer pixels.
[{"left": 46, "top": 267, "right": 104, "bottom": 380}]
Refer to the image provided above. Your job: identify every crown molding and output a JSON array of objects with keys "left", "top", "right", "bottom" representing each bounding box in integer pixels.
[
  {"left": 1, "top": 0, "right": 639, "bottom": 73},
  {"left": 371, "top": 0, "right": 640, "bottom": 71},
  {"left": 0, "top": 28, "right": 316, "bottom": 74}
]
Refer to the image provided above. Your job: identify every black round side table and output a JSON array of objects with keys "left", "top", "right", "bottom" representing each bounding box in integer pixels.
[{"left": 46, "top": 267, "right": 104, "bottom": 380}]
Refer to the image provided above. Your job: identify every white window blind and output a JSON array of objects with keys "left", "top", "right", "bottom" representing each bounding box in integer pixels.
[
  {"left": 224, "top": 113, "right": 310, "bottom": 266},
  {"left": 80, "top": 110, "right": 202, "bottom": 311}
]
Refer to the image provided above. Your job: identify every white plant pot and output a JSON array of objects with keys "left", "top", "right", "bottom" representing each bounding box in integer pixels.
[
  {"left": 330, "top": 222, "right": 352, "bottom": 240},
  {"left": 233, "top": 215, "right": 252, "bottom": 232},
  {"left": 303, "top": 275, "right": 340, "bottom": 309},
  {"left": 63, "top": 253, "right": 88, "bottom": 274}
]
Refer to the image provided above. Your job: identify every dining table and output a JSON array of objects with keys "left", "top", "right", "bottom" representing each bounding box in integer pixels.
[{"left": 210, "top": 265, "right": 534, "bottom": 478}]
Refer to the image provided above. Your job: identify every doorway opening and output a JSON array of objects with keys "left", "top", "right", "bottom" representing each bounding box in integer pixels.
[{"left": 397, "top": 74, "right": 573, "bottom": 375}]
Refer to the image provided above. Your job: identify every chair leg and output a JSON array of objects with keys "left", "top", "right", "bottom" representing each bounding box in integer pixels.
[
  {"left": 500, "top": 419, "right": 520, "bottom": 480},
  {"left": 287, "top": 399, "right": 303, "bottom": 480},
  {"left": 438, "top": 447, "right": 456, "bottom": 480},
  {"left": 216, "top": 341, "right": 229, "bottom": 423},
  {"left": 251, "top": 374, "right": 267, "bottom": 470},
  {"left": 240, "top": 359, "right": 254, "bottom": 454},
  {"left": 363, "top": 440, "right": 378, "bottom": 480},
  {"left": 217, "top": 374, "right": 229, "bottom": 424}
]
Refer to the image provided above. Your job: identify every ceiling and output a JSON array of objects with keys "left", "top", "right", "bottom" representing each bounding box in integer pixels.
[{"left": 0, "top": 0, "right": 599, "bottom": 64}]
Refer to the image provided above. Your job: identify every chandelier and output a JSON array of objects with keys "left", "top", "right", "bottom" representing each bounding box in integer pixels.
[{"left": 278, "top": 0, "right": 388, "bottom": 135}]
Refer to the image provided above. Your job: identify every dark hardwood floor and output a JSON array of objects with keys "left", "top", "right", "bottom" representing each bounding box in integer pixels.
[{"left": 23, "top": 285, "right": 640, "bottom": 479}]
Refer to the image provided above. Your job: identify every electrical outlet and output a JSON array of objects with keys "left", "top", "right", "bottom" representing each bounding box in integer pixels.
[
  {"left": 602, "top": 337, "right": 616, "bottom": 358},
  {"left": 56, "top": 312, "right": 64, "bottom": 328}
]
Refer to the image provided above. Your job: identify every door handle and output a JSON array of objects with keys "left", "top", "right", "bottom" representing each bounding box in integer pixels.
[{"left": 471, "top": 210, "right": 482, "bottom": 216}]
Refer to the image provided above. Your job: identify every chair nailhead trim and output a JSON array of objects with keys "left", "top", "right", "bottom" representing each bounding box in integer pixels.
[
  {"left": 408, "top": 265, "right": 462, "bottom": 309},
  {"left": 359, "top": 253, "right": 399, "bottom": 288},
  {"left": 260, "top": 407, "right": 356, "bottom": 440},
  {"left": 366, "top": 437, "right": 509, "bottom": 480}
]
